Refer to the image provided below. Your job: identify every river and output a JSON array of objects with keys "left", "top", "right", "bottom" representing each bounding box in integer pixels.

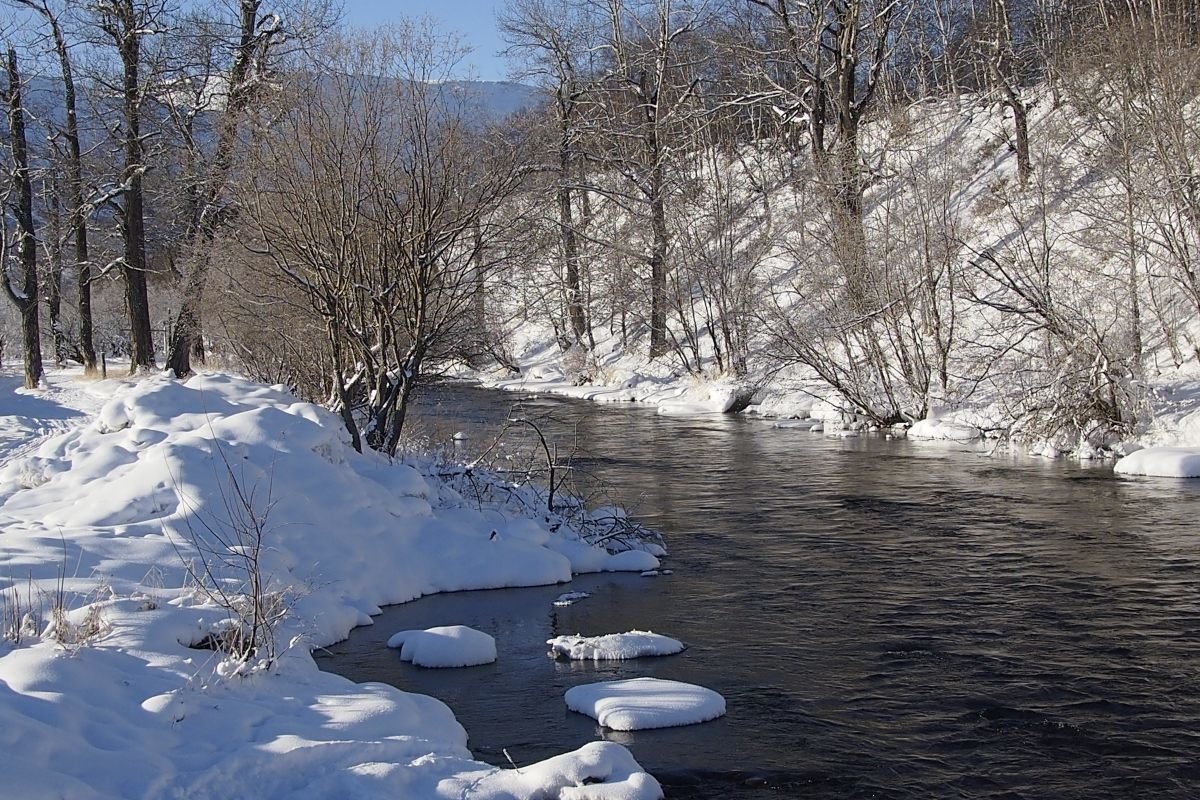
[{"left": 316, "top": 384, "right": 1200, "bottom": 799}]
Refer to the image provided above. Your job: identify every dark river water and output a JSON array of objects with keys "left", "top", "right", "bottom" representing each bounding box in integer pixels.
[{"left": 316, "top": 385, "right": 1200, "bottom": 799}]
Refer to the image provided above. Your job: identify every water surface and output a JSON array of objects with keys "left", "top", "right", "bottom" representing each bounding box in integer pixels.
[{"left": 318, "top": 386, "right": 1200, "bottom": 799}]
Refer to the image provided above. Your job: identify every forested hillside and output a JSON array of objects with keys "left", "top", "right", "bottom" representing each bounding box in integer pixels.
[{"left": 4, "top": 0, "right": 1200, "bottom": 455}]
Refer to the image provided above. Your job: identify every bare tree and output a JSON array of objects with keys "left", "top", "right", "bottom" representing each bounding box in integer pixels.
[
  {"left": 159, "top": 1, "right": 279, "bottom": 377},
  {"left": 92, "top": 0, "right": 166, "bottom": 373},
  {"left": 243, "top": 25, "right": 529, "bottom": 455},
  {"left": 159, "top": 0, "right": 337, "bottom": 378},
  {"left": 2, "top": 46, "right": 44, "bottom": 389},
  {"left": 13, "top": 0, "right": 96, "bottom": 371},
  {"left": 742, "top": 0, "right": 901, "bottom": 311},
  {"left": 594, "top": 0, "right": 711, "bottom": 359},
  {"left": 501, "top": 0, "right": 604, "bottom": 349},
  {"left": 965, "top": 180, "right": 1138, "bottom": 442},
  {"left": 668, "top": 121, "right": 776, "bottom": 377},
  {"left": 986, "top": 0, "right": 1033, "bottom": 186}
]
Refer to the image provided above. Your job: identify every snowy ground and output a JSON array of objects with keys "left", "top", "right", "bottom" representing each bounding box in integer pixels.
[{"left": 0, "top": 367, "right": 665, "bottom": 799}]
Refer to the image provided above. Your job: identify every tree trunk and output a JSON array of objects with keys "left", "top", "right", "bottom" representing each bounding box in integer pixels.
[
  {"left": 382, "top": 375, "right": 416, "bottom": 458},
  {"left": 43, "top": 174, "right": 66, "bottom": 366},
  {"left": 4, "top": 47, "right": 44, "bottom": 389},
  {"left": 1124, "top": 167, "right": 1143, "bottom": 368},
  {"left": 166, "top": 0, "right": 269, "bottom": 376},
  {"left": 559, "top": 184, "right": 588, "bottom": 345},
  {"left": 118, "top": 8, "right": 156, "bottom": 372},
  {"left": 991, "top": 0, "right": 1032, "bottom": 188},
  {"left": 53, "top": 6, "right": 96, "bottom": 374},
  {"left": 327, "top": 319, "right": 362, "bottom": 453},
  {"left": 166, "top": 264, "right": 205, "bottom": 376},
  {"left": 472, "top": 217, "right": 485, "bottom": 355},
  {"left": 1008, "top": 94, "right": 1031, "bottom": 187},
  {"left": 648, "top": 162, "right": 668, "bottom": 359},
  {"left": 559, "top": 131, "right": 587, "bottom": 345}
]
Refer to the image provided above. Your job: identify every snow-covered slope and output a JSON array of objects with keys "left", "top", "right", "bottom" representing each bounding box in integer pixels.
[
  {"left": 469, "top": 88, "right": 1200, "bottom": 458},
  {"left": 0, "top": 369, "right": 662, "bottom": 799}
]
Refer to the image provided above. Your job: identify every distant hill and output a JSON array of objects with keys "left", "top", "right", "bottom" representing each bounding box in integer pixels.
[
  {"left": 444, "top": 81, "right": 544, "bottom": 119},
  {"left": 9, "top": 76, "right": 544, "bottom": 143}
]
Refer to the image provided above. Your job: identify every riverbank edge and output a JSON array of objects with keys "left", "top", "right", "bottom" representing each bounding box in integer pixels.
[{"left": 0, "top": 366, "right": 666, "bottom": 799}]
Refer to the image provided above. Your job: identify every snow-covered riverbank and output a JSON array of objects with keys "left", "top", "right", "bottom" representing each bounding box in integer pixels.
[
  {"left": 0, "top": 368, "right": 664, "bottom": 799},
  {"left": 460, "top": 332, "right": 1200, "bottom": 465}
]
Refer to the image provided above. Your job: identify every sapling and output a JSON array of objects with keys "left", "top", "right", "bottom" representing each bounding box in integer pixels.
[{"left": 169, "top": 441, "right": 293, "bottom": 670}]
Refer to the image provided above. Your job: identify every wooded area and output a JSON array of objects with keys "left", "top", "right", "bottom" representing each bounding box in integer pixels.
[{"left": 3, "top": 0, "right": 1200, "bottom": 451}]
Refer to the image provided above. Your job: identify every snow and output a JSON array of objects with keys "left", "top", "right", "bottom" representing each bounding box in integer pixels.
[
  {"left": 1113, "top": 447, "right": 1200, "bottom": 478},
  {"left": 564, "top": 678, "right": 726, "bottom": 731},
  {"left": 907, "top": 418, "right": 981, "bottom": 441},
  {"left": 554, "top": 591, "right": 591, "bottom": 606},
  {"left": 908, "top": 407, "right": 982, "bottom": 441},
  {"left": 446, "top": 741, "right": 662, "bottom": 799},
  {"left": 387, "top": 625, "right": 497, "bottom": 667},
  {"left": 655, "top": 380, "right": 754, "bottom": 414},
  {"left": 548, "top": 631, "right": 685, "bottom": 661},
  {"left": 0, "top": 367, "right": 664, "bottom": 799}
]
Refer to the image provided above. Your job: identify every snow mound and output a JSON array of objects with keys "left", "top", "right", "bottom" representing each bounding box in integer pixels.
[
  {"left": 548, "top": 631, "right": 685, "bottom": 661},
  {"left": 1114, "top": 447, "right": 1200, "bottom": 478},
  {"left": 564, "top": 678, "right": 726, "bottom": 731},
  {"left": 387, "top": 625, "right": 497, "bottom": 667},
  {"left": 656, "top": 381, "right": 753, "bottom": 415},
  {"left": 908, "top": 408, "right": 981, "bottom": 441},
  {"left": 458, "top": 741, "right": 663, "bottom": 799}
]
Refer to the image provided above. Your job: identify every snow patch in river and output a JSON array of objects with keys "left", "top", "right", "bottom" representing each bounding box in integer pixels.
[
  {"left": 387, "top": 626, "right": 497, "bottom": 667},
  {"left": 1114, "top": 446, "right": 1200, "bottom": 478},
  {"left": 565, "top": 677, "right": 726, "bottom": 730},
  {"left": 548, "top": 631, "right": 685, "bottom": 661}
]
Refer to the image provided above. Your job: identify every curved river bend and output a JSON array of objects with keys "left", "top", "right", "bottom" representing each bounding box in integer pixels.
[{"left": 317, "top": 385, "right": 1200, "bottom": 799}]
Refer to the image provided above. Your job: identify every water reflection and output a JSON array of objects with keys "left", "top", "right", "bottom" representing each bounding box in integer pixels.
[{"left": 319, "top": 385, "right": 1200, "bottom": 799}]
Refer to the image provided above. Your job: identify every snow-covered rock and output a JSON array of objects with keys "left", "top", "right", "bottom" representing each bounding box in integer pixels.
[
  {"left": 387, "top": 626, "right": 497, "bottom": 668},
  {"left": 548, "top": 631, "right": 685, "bottom": 661},
  {"left": 451, "top": 741, "right": 663, "bottom": 799},
  {"left": 1114, "top": 446, "right": 1200, "bottom": 478},
  {"left": 908, "top": 407, "right": 981, "bottom": 441},
  {"left": 564, "top": 677, "right": 726, "bottom": 731},
  {"left": 656, "top": 381, "right": 754, "bottom": 415}
]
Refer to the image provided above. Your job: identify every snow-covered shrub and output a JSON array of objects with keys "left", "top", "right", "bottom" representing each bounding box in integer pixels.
[
  {"left": 174, "top": 451, "right": 293, "bottom": 670},
  {"left": 45, "top": 601, "right": 108, "bottom": 649},
  {"left": 965, "top": 173, "right": 1143, "bottom": 447},
  {"left": 562, "top": 344, "right": 594, "bottom": 386},
  {"left": 1, "top": 580, "right": 39, "bottom": 647},
  {"left": 418, "top": 416, "right": 665, "bottom": 557}
]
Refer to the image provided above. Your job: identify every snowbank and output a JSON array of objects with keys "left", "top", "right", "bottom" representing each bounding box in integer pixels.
[
  {"left": 565, "top": 678, "right": 726, "bottom": 731},
  {"left": 1114, "top": 446, "right": 1200, "bottom": 478},
  {"left": 0, "top": 370, "right": 663, "bottom": 799},
  {"left": 548, "top": 631, "right": 685, "bottom": 661},
  {"left": 387, "top": 625, "right": 497, "bottom": 667},
  {"left": 448, "top": 741, "right": 661, "bottom": 800},
  {"left": 656, "top": 381, "right": 754, "bottom": 415},
  {"left": 908, "top": 407, "right": 981, "bottom": 441}
]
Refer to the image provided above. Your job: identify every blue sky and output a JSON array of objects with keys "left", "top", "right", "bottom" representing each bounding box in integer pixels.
[{"left": 342, "top": 0, "right": 510, "bottom": 81}]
